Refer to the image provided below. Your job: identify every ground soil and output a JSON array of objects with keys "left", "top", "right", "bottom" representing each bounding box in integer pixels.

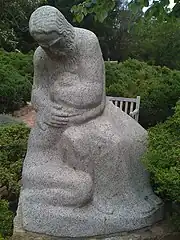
[{"left": 13, "top": 105, "right": 36, "bottom": 128}]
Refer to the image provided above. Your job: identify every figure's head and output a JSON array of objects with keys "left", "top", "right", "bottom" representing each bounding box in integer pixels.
[{"left": 29, "top": 6, "right": 75, "bottom": 56}]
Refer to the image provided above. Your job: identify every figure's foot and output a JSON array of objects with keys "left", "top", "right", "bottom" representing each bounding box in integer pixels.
[
  {"left": 130, "top": 193, "right": 162, "bottom": 215},
  {"left": 93, "top": 197, "right": 114, "bottom": 215},
  {"left": 144, "top": 192, "right": 163, "bottom": 207}
]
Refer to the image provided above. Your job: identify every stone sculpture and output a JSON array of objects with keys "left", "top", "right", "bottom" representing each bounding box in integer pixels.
[{"left": 14, "top": 5, "right": 163, "bottom": 238}]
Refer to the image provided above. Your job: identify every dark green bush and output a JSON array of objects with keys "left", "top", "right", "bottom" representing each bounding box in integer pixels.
[
  {"left": 0, "top": 124, "right": 30, "bottom": 197},
  {"left": 0, "top": 51, "right": 33, "bottom": 80},
  {"left": 0, "top": 200, "right": 14, "bottom": 237},
  {"left": 0, "top": 51, "right": 33, "bottom": 113},
  {"left": 105, "top": 59, "right": 180, "bottom": 128},
  {"left": 142, "top": 101, "right": 180, "bottom": 230},
  {"left": 0, "top": 123, "right": 29, "bottom": 238},
  {"left": 0, "top": 64, "right": 32, "bottom": 113},
  {"left": 143, "top": 101, "right": 180, "bottom": 203}
]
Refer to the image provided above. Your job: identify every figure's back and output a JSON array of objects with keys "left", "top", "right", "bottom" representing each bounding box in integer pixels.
[{"left": 75, "top": 27, "right": 103, "bottom": 58}]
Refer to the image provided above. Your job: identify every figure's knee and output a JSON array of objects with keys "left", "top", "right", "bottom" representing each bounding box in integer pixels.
[
  {"left": 62, "top": 171, "right": 93, "bottom": 207},
  {"left": 23, "top": 165, "right": 94, "bottom": 207}
]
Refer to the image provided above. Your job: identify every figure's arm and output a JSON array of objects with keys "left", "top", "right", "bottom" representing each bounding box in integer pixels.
[
  {"left": 31, "top": 86, "right": 47, "bottom": 112},
  {"left": 69, "top": 95, "right": 106, "bottom": 125},
  {"left": 50, "top": 37, "right": 106, "bottom": 125},
  {"left": 67, "top": 37, "right": 106, "bottom": 122},
  {"left": 55, "top": 81, "right": 103, "bottom": 109},
  {"left": 31, "top": 47, "right": 48, "bottom": 112},
  {"left": 54, "top": 53, "right": 105, "bottom": 110}
]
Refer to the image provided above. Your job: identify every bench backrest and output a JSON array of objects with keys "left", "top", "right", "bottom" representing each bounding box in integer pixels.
[{"left": 107, "top": 96, "right": 140, "bottom": 122}]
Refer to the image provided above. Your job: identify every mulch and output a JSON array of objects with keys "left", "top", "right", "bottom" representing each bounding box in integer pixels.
[{"left": 13, "top": 105, "right": 36, "bottom": 128}]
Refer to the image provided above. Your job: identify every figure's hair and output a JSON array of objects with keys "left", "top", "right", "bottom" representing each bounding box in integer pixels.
[{"left": 29, "top": 6, "right": 75, "bottom": 44}]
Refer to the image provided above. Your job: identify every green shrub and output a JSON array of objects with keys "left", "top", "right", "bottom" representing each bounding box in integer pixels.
[
  {"left": 0, "top": 64, "right": 32, "bottom": 113},
  {"left": 0, "top": 123, "right": 29, "bottom": 238},
  {"left": 0, "top": 124, "right": 30, "bottom": 197},
  {"left": 105, "top": 59, "right": 180, "bottom": 128},
  {"left": 0, "top": 51, "right": 33, "bottom": 113},
  {"left": 143, "top": 101, "right": 180, "bottom": 203},
  {"left": 0, "top": 51, "right": 33, "bottom": 80},
  {"left": 0, "top": 200, "right": 14, "bottom": 237}
]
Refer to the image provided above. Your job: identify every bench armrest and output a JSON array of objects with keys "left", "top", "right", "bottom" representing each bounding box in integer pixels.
[{"left": 129, "top": 108, "right": 139, "bottom": 117}]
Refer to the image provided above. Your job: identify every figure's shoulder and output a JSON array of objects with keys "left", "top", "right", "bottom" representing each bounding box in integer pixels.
[
  {"left": 75, "top": 28, "right": 100, "bottom": 55},
  {"left": 75, "top": 28, "right": 98, "bottom": 42},
  {"left": 33, "top": 46, "right": 48, "bottom": 67}
]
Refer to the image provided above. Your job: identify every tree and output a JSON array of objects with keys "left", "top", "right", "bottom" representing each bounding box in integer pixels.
[
  {"left": 72, "top": 0, "right": 180, "bottom": 22},
  {"left": 0, "top": 0, "right": 47, "bottom": 52},
  {"left": 129, "top": 17, "right": 180, "bottom": 70},
  {"left": 170, "top": 2, "right": 180, "bottom": 18},
  {"left": 72, "top": 0, "right": 116, "bottom": 22},
  {"left": 47, "top": 0, "right": 85, "bottom": 23}
]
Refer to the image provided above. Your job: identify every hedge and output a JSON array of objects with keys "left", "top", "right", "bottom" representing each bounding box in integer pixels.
[
  {"left": 143, "top": 101, "right": 180, "bottom": 203},
  {"left": 0, "top": 200, "right": 14, "bottom": 238},
  {"left": 0, "top": 51, "right": 33, "bottom": 79},
  {"left": 0, "top": 51, "right": 33, "bottom": 113},
  {"left": 105, "top": 59, "right": 180, "bottom": 128},
  {"left": 0, "top": 123, "right": 30, "bottom": 237},
  {"left": 142, "top": 101, "right": 180, "bottom": 229},
  {"left": 0, "top": 124, "right": 30, "bottom": 197}
]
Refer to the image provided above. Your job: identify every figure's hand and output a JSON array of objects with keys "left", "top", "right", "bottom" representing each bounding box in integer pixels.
[{"left": 43, "top": 103, "right": 77, "bottom": 128}]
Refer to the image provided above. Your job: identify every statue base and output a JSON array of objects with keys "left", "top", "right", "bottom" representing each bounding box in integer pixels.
[
  {"left": 15, "top": 195, "right": 164, "bottom": 238},
  {"left": 12, "top": 219, "right": 180, "bottom": 240},
  {"left": 12, "top": 203, "right": 174, "bottom": 240}
]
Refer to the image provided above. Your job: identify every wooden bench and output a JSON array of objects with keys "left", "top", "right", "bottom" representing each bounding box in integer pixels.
[{"left": 107, "top": 96, "right": 140, "bottom": 122}]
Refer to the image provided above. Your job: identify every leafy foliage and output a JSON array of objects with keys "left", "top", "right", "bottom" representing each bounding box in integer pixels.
[
  {"left": 0, "top": 124, "right": 30, "bottom": 197},
  {"left": 143, "top": 101, "right": 180, "bottom": 203},
  {"left": 72, "top": 0, "right": 180, "bottom": 22},
  {"left": 105, "top": 59, "right": 180, "bottom": 128},
  {"left": 0, "top": 51, "right": 33, "bottom": 113},
  {"left": 72, "top": 0, "right": 116, "bottom": 22},
  {"left": 0, "top": 50, "right": 33, "bottom": 77},
  {"left": 0, "top": 200, "right": 14, "bottom": 237},
  {"left": 0, "top": 23, "right": 17, "bottom": 52},
  {"left": 0, "top": 0, "right": 47, "bottom": 51},
  {"left": 0, "top": 123, "right": 29, "bottom": 238},
  {"left": 130, "top": 18, "right": 180, "bottom": 70}
]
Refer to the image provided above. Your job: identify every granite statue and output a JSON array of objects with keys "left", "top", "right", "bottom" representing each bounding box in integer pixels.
[{"left": 13, "top": 5, "right": 163, "bottom": 238}]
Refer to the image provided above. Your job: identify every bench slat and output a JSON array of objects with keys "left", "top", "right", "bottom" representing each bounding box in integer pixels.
[
  {"left": 130, "top": 102, "right": 134, "bottom": 113},
  {"left": 108, "top": 95, "right": 140, "bottom": 122},
  {"left": 125, "top": 102, "right": 128, "bottom": 113},
  {"left": 120, "top": 101, "right": 123, "bottom": 110},
  {"left": 107, "top": 96, "right": 137, "bottom": 103}
]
